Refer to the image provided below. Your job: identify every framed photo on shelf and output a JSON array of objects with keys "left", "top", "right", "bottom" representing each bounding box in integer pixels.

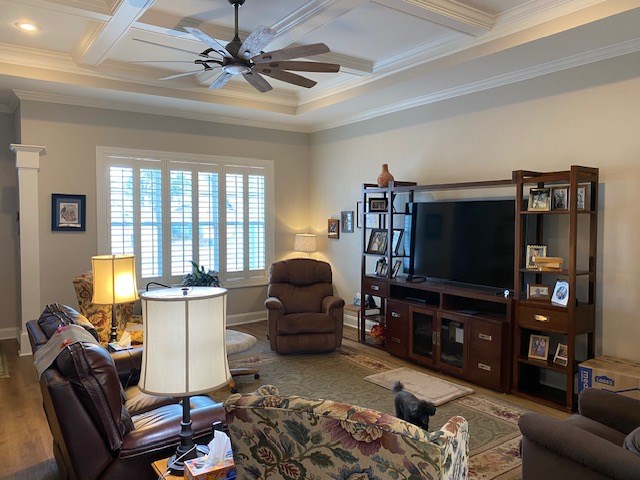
[
  {"left": 528, "top": 334, "right": 550, "bottom": 361},
  {"left": 391, "top": 229, "right": 403, "bottom": 255},
  {"left": 551, "top": 280, "right": 570, "bottom": 307},
  {"left": 328, "top": 218, "right": 340, "bottom": 239},
  {"left": 551, "top": 186, "right": 568, "bottom": 210},
  {"left": 553, "top": 343, "right": 569, "bottom": 366},
  {"left": 576, "top": 185, "right": 587, "bottom": 210},
  {"left": 391, "top": 260, "right": 402, "bottom": 278},
  {"left": 375, "top": 257, "right": 387, "bottom": 276},
  {"left": 341, "top": 210, "right": 354, "bottom": 233},
  {"left": 368, "top": 198, "right": 388, "bottom": 212},
  {"left": 51, "top": 194, "right": 86, "bottom": 231},
  {"left": 525, "top": 244, "right": 547, "bottom": 269},
  {"left": 528, "top": 187, "right": 551, "bottom": 211},
  {"left": 527, "top": 284, "right": 550, "bottom": 300},
  {"left": 366, "top": 229, "right": 388, "bottom": 254}
]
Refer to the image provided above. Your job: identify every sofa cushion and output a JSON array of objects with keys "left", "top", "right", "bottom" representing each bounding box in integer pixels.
[
  {"left": 277, "top": 313, "right": 336, "bottom": 335},
  {"left": 624, "top": 427, "right": 640, "bottom": 456},
  {"left": 38, "top": 303, "right": 99, "bottom": 342},
  {"left": 565, "top": 414, "right": 627, "bottom": 446}
]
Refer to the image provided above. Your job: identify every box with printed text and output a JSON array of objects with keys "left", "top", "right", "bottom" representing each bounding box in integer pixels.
[
  {"left": 578, "top": 355, "right": 640, "bottom": 400},
  {"left": 184, "top": 457, "right": 236, "bottom": 480}
]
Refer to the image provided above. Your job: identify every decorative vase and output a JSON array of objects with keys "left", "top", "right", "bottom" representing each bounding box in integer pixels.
[
  {"left": 377, "top": 164, "right": 394, "bottom": 187},
  {"left": 373, "top": 336, "right": 385, "bottom": 345}
]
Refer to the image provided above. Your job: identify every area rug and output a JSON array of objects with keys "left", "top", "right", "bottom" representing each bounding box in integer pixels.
[
  {"left": 0, "top": 345, "right": 9, "bottom": 378},
  {"left": 364, "top": 366, "right": 474, "bottom": 405},
  {"left": 215, "top": 338, "right": 525, "bottom": 479}
]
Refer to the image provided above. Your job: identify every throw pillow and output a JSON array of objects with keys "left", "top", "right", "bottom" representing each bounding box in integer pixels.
[{"left": 624, "top": 427, "right": 640, "bottom": 456}]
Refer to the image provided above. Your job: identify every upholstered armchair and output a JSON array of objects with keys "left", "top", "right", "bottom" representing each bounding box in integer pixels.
[
  {"left": 519, "top": 388, "right": 640, "bottom": 479},
  {"left": 72, "top": 271, "right": 143, "bottom": 345},
  {"left": 27, "top": 304, "right": 224, "bottom": 480},
  {"left": 265, "top": 258, "right": 344, "bottom": 354},
  {"left": 224, "top": 385, "right": 469, "bottom": 479}
]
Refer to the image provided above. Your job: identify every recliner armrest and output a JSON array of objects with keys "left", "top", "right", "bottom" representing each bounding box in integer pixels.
[
  {"left": 111, "top": 346, "right": 143, "bottom": 387},
  {"left": 519, "top": 412, "right": 640, "bottom": 479},
  {"left": 579, "top": 388, "right": 640, "bottom": 435},
  {"left": 322, "top": 295, "right": 345, "bottom": 314},
  {"left": 265, "top": 297, "right": 284, "bottom": 311}
]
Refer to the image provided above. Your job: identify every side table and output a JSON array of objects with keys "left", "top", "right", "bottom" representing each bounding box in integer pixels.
[
  {"left": 151, "top": 457, "right": 182, "bottom": 479},
  {"left": 344, "top": 304, "right": 362, "bottom": 341}
]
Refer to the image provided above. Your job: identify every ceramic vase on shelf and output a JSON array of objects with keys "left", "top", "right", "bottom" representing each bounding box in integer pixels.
[{"left": 377, "top": 163, "right": 394, "bottom": 187}]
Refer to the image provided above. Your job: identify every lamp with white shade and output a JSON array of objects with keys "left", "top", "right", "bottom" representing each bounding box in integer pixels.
[
  {"left": 293, "top": 233, "right": 317, "bottom": 256},
  {"left": 139, "top": 286, "right": 231, "bottom": 474},
  {"left": 91, "top": 254, "right": 138, "bottom": 342}
]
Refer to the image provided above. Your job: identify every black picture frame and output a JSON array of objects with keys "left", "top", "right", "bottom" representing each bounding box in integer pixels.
[
  {"left": 368, "top": 198, "right": 388, "bottom": 212},
  {"left": 391, "top": 229, "right": 404, "bottom": 255},
  {"left": 366, "top": 229, "right": 388, "bottom": 254},
  {"left": 51, "top": 194, "right": 86, "bottom": 231},
  {"left": 341, "top": 210, "right": 354, "bottom": 233}
]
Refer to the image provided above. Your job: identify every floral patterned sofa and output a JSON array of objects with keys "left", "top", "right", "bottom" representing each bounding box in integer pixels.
[
  {"left": 223, "top": 385, "right": 469, "bottom": 479},
  {"left": 72, "top": 271, "right": 143, "bottom": 345}
]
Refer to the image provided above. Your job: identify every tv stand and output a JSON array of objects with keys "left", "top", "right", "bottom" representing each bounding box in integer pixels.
[{"left": 406, "top": 275, "right": 426, "bottom": 283}]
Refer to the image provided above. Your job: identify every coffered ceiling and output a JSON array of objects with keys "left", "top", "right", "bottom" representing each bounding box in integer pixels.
[{"left": 1, "top": 0, "right": 640, "bottom": 132}]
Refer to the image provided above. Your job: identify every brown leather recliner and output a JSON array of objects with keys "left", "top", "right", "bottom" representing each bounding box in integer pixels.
[
  {"left": 265, "top": 258, "right": 344, "bottom": 354},
  {"left": 27, "top": 304, "right": 224, "bottom": 480}
]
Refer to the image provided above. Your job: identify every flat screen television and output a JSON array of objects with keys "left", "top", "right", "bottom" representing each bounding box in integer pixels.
[{"left": 404, "top": 199, "right": 515, "bottom": 290}]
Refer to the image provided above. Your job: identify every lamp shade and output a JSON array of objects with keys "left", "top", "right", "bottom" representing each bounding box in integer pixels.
[
  {"left": 293, "top": 233, "right": 317, "bottom": 253},
  {"left": 139, "top": 287, "right": 231, "bottom": 396},
  {"left": 91, "top": 254, "right": 138, "bottom": 305}
]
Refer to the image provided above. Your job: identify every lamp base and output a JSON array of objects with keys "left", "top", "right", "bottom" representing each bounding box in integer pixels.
[{"left": 168, "top": 444, "right": 209, "bottom": 475}]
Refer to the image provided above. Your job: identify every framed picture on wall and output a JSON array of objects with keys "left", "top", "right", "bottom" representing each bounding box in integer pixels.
[
  {"left": 341, "top": 211, "right": 354, "bottom": 233},
  {"left": 51, "top": 194, "right": 86, "bottom": 231},
  {"left": 328, "top": 219, "right": 340, "bottom": 239}
]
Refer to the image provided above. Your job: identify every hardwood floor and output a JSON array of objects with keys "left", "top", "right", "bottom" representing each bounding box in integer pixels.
[{"left": 0, "top": 321, "right": 567, "bottom": 479}]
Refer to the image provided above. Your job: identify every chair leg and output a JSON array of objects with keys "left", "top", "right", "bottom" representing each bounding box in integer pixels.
[{"left": 228, "top": 368, "right": 259, "bottom": 394}]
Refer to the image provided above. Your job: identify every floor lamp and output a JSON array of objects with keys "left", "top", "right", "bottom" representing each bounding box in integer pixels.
[
  {"left": 139, "top": 286, "right": 231, "bottom": 475},
  {"left": 91, "top": 254, "right": 138, "bottom": 342}
]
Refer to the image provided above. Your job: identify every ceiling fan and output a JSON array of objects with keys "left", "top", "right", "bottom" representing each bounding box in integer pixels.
[{"left": 133, "top": 0, "right": 340, "bottom": 93}]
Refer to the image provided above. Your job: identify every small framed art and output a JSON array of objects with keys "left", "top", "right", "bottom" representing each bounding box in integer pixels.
[
  {"left": 391, "top": 260, "right": 402, "bottom": 278},
  {"left": 328, "top": 219, "right": 340, "bottom": 239},
  {"left": 51, "top": 194, "right": 86, "bottom": 231},
  {"left": 551, "top": 186, "right": 568, "bottom": 210},
  {"left": 551, "top": 280, "right": 569, "bottom": 307},
  {"left": 366, "top": 229, "right": 388, "bottom": 254},
  {"left": 528, "top": 187, "right": 551, "bottom": 211},
  {"left": 527, "top": 284, "right": 550, "bottom": 301},
  {"left": 391, "top": 229, "right": 403, "bottom": 255},
  {"left": 368, "top": 198, "right": 388, "bottom": 212},
  {"left": 341, "top": 211, "right": 354, "bottom": 233},
  {"left": 525, "top": 245, "right": 547, "bottom": 269},
  {"left": 553, "top": 343, "right": 569, "bottom": 366},
  {"left": 576, "top": 185, "right": 587, "bottom": 210},
  {"left": 528, "top": 334, "right": 550, "bottom": 361}
]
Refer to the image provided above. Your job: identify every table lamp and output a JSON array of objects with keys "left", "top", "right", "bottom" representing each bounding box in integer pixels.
[
  {"left": 293, "top": 233, "right": 317, "bottom": 257},
  {"left": 139, "top": 286, "right": 231, "bottom": 474},
  {"left": 91, "top": 254, "right": 138, "bottom": 342}
]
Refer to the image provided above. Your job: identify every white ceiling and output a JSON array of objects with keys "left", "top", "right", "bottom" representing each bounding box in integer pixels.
[{"left": 1, "top": 0, "right": 639, "bottom": 132}]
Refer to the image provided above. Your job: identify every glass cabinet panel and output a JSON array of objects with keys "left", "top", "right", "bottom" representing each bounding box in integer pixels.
[
  {"left": 412, "top": 311, "right": 434, "bottom": 360},
  {"left": 440, "top": 318, "right": 464, "bottom": 368}
]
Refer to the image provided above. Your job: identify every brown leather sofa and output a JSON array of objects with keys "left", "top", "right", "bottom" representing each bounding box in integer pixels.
[
  {"left": 265, "top": 258, "right": 344, "bottom": 354},
  {"left": 519, "top": 388, "right": 640, "bottom": 480},
  {"left": 28, "top": 304, "right": 224, "bottom": 480}
]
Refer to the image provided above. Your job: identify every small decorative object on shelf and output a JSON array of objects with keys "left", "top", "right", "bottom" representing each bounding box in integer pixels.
[
  {"left": 370, "top": 324, "right": 386, "bottom": 344},
  {"left": 366, "top": 229, "right": 388, "bottom": 254},
  {"left": 527, "top": 187, "right": 551, "bottom": 211},
  {"left": 368, "top": 197, "right": 388, "bottom": 212},
  {"left": 525, "top": 245, "right": 547, "bottom": 269},
  {"left": 375, "top": 257, "right": 387, "bottom": 276},
  {"left": 551, "top": 280, "right": 570, "bottom": 307},
  {"left": 391, "top": 260, "right": 402, "bottom": 278},
  {"left": 553, "top": 343, "right": 569, "bottom": 366},
  {"left": 528, "top": 334, "right": 550, "bottom": 361},
  {"left": 533, "top": 256, "right": 563, "bottom": 271},
  {"left": 551, "top": 186, "right": 569, "bottom": 210},
  {"left": 377, "top": 163, "right": 394, "bottom": 187},
  {"left": 527, "top": 284, "right": 550, "bottom": 301},
  {"left": 576, "top": 185, "right": 587, "bottom": 210}
]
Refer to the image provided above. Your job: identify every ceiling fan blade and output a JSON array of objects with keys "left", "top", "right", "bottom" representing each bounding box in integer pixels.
[
  {"left": 159, "top": 68, "right": 216, "bottom": 81},
  {"left": 209, "top": 72, "right": 233, "bottom": 90},
  {"left": 184, "top": 27, "right": 232, "bottom": 59},
  {"left": 128, "top": 60, "right": 199, "bottom": 64},
  {"left": 255, "top": 69, "right": 317, "bottom": 88},
  {"left": 238, "top": 25, "right": 276, "bottom": 59},
  {"left": 256, "top": 61, "right": 339, "bottom": 73},
  {"left": 132, "top": 38, "right": 211, "bottom": 58},
  {"left": 242, "top": 71, "right": 272, "bottom": 93},
  {"left": 252, "top": 43, "right": 330, "bottom": 63}
]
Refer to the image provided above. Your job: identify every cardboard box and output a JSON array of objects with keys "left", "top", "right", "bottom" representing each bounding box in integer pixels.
[
  {"left": 578, "top": 356, "right": 640, "bottom": 400},
  {"left": 184, "top": 457, "right": 235, "bottom": 480}
]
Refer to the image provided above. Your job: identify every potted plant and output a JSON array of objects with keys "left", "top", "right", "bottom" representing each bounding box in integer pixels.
[
  {"left": 370, "top": 324, "right": 386, "bottom": 345},
  {"left": 181, "top": 261, "right": 221, "bottom": 287}
]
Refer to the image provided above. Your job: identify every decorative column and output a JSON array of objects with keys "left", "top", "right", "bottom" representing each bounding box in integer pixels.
[{"left": 10, "top": 144, "right": 46, "bottom": 356}]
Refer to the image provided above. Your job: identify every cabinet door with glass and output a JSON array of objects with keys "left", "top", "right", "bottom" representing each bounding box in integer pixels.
[
  {"left": 408, "top": 306, "right": 438, "bottom": 368},
  {"left": 437, "top": 313, "right": 468, "bottom": 377}
]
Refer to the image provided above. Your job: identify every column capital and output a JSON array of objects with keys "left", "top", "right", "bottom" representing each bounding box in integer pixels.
[
  {"left": 10, "top": 144, "right": 46, "bottom": 170},
  {"left": 10, "top": 144, "right": 46, "bottom": 154}
]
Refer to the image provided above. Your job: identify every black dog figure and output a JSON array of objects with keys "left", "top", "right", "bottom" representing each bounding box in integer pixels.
[{"left": 392, "top": 381, "right": 437, "bottom": 431}]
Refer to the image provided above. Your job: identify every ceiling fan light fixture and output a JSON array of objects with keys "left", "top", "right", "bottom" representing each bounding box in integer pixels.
[
  {"left": 15, "top": 22, "right": 38, "bottom": 32},
  {"left": 223, "top": 64, "right": 250, "bottom": 74}
]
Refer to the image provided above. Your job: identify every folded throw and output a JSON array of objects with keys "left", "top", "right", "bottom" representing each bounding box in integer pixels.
[{"left": 33, "top": 324, "right": 100, "bottom": 378}]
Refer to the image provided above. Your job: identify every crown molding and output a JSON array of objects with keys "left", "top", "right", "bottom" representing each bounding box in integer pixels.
[
  {"left": 12, "top": 89, "right": 312, "bottom": 133},
  {"left": 312, "top": 37, "right": 640, "bottom": 132}
]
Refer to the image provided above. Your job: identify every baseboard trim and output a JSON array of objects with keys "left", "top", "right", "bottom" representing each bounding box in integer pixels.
[
  {"left": 227, "top": 310, "right": 268, "bottom": 326},
  {"left": 0, "top": 327, "right": 18, "bottom": 341}
]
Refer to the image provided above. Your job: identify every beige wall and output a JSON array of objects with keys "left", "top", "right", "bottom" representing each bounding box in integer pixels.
[
  {"left": 18, "top": 101, "right": 311, "bottom": 316},
  {"left": 310, "top": 51, "right": 640, "bottom": 362},
  {"left": 0, "top": 112, "right": 20, "bottom": 335}
]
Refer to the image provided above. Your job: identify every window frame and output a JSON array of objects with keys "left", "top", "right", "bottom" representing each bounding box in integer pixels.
[{"left": 96, "top": 146, "right": 274, "bottom": 289}]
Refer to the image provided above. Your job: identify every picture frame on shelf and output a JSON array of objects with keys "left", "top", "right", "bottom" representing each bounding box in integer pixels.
[
  {"left": 553, "top": 343, "right": 569, "bottom": 366},
  {"left": 328, "top": 218, "right": 340, "bottom": 239},
  {"left": 356, "top": 202, "right": 363, "bottom": 229},
  {"left": 527, "top": 187, "right": 551, "bottom": 211},
  {"left": 551, "top": 186, "right": 568, "bottom": 210},
  {"left": 527, "top": 284, "right": 550, "bottom": 301},
  {"left": 366, "top": 229, "right": 388, "bottom": 254},
  {"left": 391, "top": 229, "right": 403, "bottom": 255},
  {"left": 525, "top": 244, "right": 547, "bottom": 269},
  {"left": 576, "top": 185, "right": 587, "bottom": 210},
  {"left": 528, "top": 334, "right": 550, "bottom": 361},
  {"left": 368, "top": 198, "right": 388, "bottom": 212},
  {"left": 375, "top": 257, "right": 387, "bottom": 276},
  {"left": 341, "top": 210, "right": 354, "bottom": 233},
  {"left": 51, "top": 193, "right": 86, "bottom": 232},
  {"left": 391, "top": 260, "right": 402, "bottom": 278},
  {"left": 551, "top": 280, "right": 570, "bottom": 307}
]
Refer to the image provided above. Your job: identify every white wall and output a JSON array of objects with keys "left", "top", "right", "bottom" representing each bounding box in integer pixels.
[
  {"left": 0, "top": 112, "right": 19, "bottom": 336},
  {"left": 18, "top": 101, "right": 311, "bottom": 316},
  {"left": 310, "top": 51, "right": 640, "bottom": 362}
]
